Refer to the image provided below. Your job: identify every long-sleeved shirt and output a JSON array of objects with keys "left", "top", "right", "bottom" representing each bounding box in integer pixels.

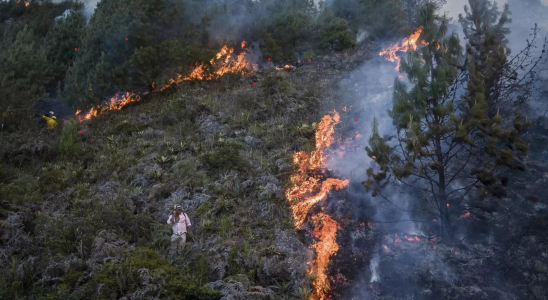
[
  {"left": 167, "top": 213, "right": 191, "bottom": 235},
  {"left": 42, "top": 115, "right": 57, "bottom": 130}
]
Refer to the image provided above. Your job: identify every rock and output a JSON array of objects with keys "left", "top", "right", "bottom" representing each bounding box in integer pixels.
[
  {"left": 18, "top": 139, "right": 50, "bottom": 155},
  {"left": 90, "top": 230, "right": 130, "bottom": 262},
  {"left": 244, "top": 136, "right": 262, "bottom": 148},
  {"left": 275, "top": 158, "right": 291, "bottom": 172},
  {"left": 256, "top": 175, "right": 279, "bottom": 186},
  {"left": 183, "top": 193, "right": 211, "bottom": 211},
  {"left": 259, "top": 182, "right": 282, "bottom": 200},
  {"left": 143, "top": 128, "right": 164, "bottom": 138},
  {"left": 198, "top": 114, "right": 233, "bottom": 137}
]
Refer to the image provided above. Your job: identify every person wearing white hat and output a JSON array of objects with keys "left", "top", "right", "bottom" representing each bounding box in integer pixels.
[{"left": 167, "top": 204, "right": 193, "bottom": 261}]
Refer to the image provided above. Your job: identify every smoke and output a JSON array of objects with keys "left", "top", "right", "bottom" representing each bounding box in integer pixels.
[
  {"left": 53, "top": 0, "right": 99, "bottom": 16},
  {"left": 369, "top": 252, "right": 380, "bottom": 282},
  {"left": 326, "top": 1, "right": 548, "bottom": 298}
]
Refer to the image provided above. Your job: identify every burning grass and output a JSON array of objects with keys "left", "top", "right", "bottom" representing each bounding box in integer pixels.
[
  {"left": 76, "top": 42, "right": 252, "bottom": 122},
  {"left": 285, "top": 110, "right": 350, "bottom": 299}
]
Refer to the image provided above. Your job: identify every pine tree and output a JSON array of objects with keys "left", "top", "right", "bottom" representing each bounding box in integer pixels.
[
  {"left": 0, "top": 26, "right": 52, "bottom": 112},
  {"left": 44, "top": 9, "right": 86, "bottom": 84},
  {"left": 362, "top": 2, "right": 529, "bottom": 239},
  {"left": 318, "top": 10, "right": 357, "bottom": 51},
  {"left": 459, "top": 0, "right": 511, "bottom": 117}
]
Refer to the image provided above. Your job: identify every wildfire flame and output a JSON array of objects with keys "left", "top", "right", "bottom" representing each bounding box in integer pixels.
[
  {"left": 379, "top": 27, "right": 423, "bottom": 71},
  {"left": 182, "top": 43, "right": 249, "bottom": 81},
  {"left": 76, "top": 42, "right": 251, "bottom": 121},
  {"left": 285, "top": 110, "right": 349, "bottom": 300},
  {"left": 310, "top": 213, "right": 340, "bottom": 300},
  {"left": 460, "top": 212, "right": 471, "bottom": 218}
]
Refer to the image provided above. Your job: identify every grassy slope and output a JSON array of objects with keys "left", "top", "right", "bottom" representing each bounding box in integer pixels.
[{"left": 0, "top": 60, "right": 356, "bottom": 299}]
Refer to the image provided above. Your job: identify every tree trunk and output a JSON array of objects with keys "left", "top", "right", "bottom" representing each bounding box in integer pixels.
[{"left": 435, "top": 136, "right": 450, "bottom": 239}]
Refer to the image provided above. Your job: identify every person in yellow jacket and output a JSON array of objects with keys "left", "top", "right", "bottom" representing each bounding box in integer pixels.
[{"left": 42, "top": 111, "right": 58, "bottom": 130}]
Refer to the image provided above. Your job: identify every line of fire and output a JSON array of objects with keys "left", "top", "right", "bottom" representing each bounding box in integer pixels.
[{"left": 69, "top": 25, "right": 523, "bottom": 299}]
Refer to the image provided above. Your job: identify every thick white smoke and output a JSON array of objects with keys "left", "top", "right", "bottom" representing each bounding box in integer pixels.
[{"left": 53, "top": 0, "right": 99, "bottom": 16}]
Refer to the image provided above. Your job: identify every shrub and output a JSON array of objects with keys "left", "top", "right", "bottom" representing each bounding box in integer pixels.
[
  {"left": 85, "top": 248, "right": 220, "bottom": 299},
  {"left": 201, "top": 140, "right": 247, "bottom": 174},
  {"left": 261, "top": 73, "right": 291, "bottom": 95},
  {"left": 303, "top": 49, "right": 315, "bottom": 60},
  {"left": 38, "top": 169, "right": 69, "bottom": 193},
  {"left": 218, "top": 215, "right": 233, "bottom": 239},
  {"left": 56, "top": 120, "right": 80, "bottom": 158}
]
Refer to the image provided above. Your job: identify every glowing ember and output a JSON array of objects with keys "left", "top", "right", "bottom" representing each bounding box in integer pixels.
[
  {"left": 276, "top": 65, "right": 297, "bottom": 71},
  {"left": 379, "top": 27, "right": 423, "bottom": 71},
  {"left": 460, "top": 212, "right": 471, "bottom": 218},
  {"left": 76, "top": 42, "right": 252, "bottom": 122},
  {"left": 404, "top": 236, "right": 421, "bottom": 242},
  {"left": 25, "top": 2, "right": 29, "bottom": 6}
]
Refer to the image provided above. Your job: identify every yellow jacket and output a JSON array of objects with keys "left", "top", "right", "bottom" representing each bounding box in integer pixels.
[{"left": 42, "top": 115, "right": 58, "bottom": 129}]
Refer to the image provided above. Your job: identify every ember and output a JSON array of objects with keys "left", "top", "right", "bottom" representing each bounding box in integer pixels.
[
  {"left": 460, "top": 212, "right": 471, "bottom": 218},
  {"left": 276, "top": 64, "right": 297, "bottom": 71},
  {"left": 404, "top": 236, "right": 421, "bottom": 242}
]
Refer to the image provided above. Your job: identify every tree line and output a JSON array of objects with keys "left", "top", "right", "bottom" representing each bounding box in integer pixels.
[{"left": 0, "top": 0, "right": 422, "bottom": 120}]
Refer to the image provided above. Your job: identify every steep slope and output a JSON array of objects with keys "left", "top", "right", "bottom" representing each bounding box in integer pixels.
[{"left": 0, "top": 55, "right": 363, "bottom": 299}]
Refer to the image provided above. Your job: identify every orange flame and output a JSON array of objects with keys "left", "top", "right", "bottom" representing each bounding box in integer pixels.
[
  {"left": 379, "top": 27, "right": 423, "bottom": 71},
  {"left": 460, "top": 212, "right": 471, "bottom": 218},
  {"left": 76, "top": 42, "right": 251, "bottom": 121},
  {"left": 404, "top": 236, "right": 421, "bottom": 242},
  {"left": 310, "top": 213, "right": 340, "bottom": 300},
  {"left": 182, "top": 45, "right": 249, "bottom": 81},
  {"left": 285, "top": 110, "right": 349, "bottom": 300}
]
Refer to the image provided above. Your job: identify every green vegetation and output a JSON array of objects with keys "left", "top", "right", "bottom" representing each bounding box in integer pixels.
[
  {"left": 363, "top": 0, "right": 533, "bottom": 239},
  {"left": 0, "top": 0, "right": 416, "bottom": 114}
]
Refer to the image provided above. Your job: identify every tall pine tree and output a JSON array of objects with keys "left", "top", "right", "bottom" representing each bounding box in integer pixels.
[
  {"left": 362, "top": 2, "right": 529, "bottom": 238},
  {"left": 459, "top": 0, "right": 512, "bottom": 117}
]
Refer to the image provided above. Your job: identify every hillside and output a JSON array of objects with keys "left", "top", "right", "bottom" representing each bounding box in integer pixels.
[
  {"left": 0, "top": 53, "right": 365, "bottom": 299},
  {"left": 2, "top": 1, "right": 548, "bottom": 300}
]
